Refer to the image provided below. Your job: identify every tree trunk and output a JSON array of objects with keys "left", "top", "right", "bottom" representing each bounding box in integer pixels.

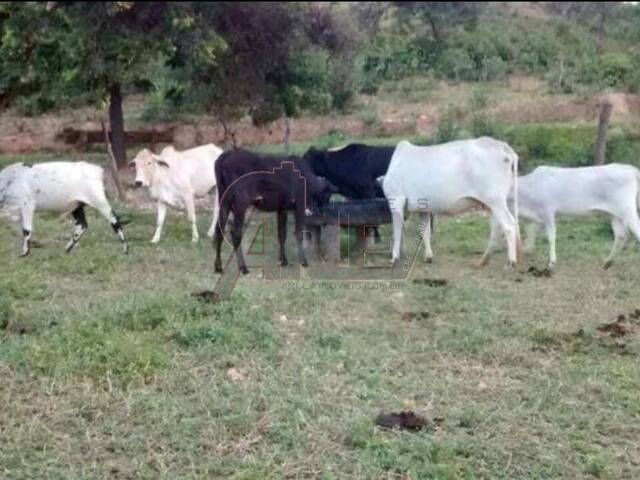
[
  {"left": 597, "top": 6, "right": 607, "bottom": 55},
  {"left": 101, "top": 119, "right": 126, "bottom": 201},
  {"left": 109, "top": 83, "right": 127, "bottom": 168},
  {"left": 595, "top": 102, "right": 612, "bottom": 165},
  {"left": 284, "top": 117, "right": 291, "bottom": 154}
]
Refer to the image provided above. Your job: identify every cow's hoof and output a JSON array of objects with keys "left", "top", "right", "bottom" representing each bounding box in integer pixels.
[
  {"left": 603, "top": 260, "right": 613, "bottom": 270},
  {"left": 301, "top": 261, "right": 309, "bottom": 268},
  {"left": 476, "top": 257, "right": 490, "bottom": 268},
  {"left": 240, "top": 267, "right": 250, "bottom": 275},
  {"left": 214, "top": 265, "right": 223, "bottom": 274},
  {"left": 280, "top": 259, "right": 289, "bottom": 267},
  {"left": 191, "top": 238, "right": 199, "bottom": 244},
  {"left": 19, "top": 251, "right": 30, "bottom": 258},
  {"left": 423, "top": 257, "right": 433, "bottom": 264},
  {"left": 504, "top": 261, "right": 516, "bottom": 272},
  {"left": 150, "top": 239, "right": 160, "bottom": 245},
  {"left": 123, "top": 245, "right": 130, "bottom": 255}
]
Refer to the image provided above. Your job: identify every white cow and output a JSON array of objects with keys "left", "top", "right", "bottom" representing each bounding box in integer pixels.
[
  {"left": 130, "top": 143, "right": 223, "bottom": 244},
  {"left": 0, "top": 161, "right": 128, "bottom": 256},
  {"left": 382, "top": 137, "right": 521, "bottom": 267},
  {"left": 480, "top": 164, "right": 640, "bottom": 269}
]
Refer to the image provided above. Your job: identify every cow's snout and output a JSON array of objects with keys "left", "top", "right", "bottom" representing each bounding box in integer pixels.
[{"left": 133, "top": 181, "right": 143, "bottom": 189}]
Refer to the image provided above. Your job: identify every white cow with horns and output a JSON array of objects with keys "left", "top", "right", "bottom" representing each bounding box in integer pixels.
[
  {"left": 382, "top": 137, "right": 522, "bottom": 268},
  {"left": 0, "top": 161, "right": 128, "bottom": 256},
  {"left": 130, "top": 143, "right": 223, "bottom": 244}
]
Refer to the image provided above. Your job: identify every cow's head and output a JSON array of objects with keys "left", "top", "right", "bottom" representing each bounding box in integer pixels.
[
  {"left": 302, "top": 147, "right": 328, "bottom": 176},
  {"left": 129, "top": 149, "right": 169, "bottom": 188},
  {"left": 312, "top": 176, "right": 338, "bottom": 211}
]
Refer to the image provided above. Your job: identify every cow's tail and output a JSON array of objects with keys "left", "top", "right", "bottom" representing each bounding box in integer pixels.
[
  {"left": 207, "top": 154, "right": 224, "bottom": 238},
  {"left": 635, "top": 167, "right": 640, "bottom": 214},
  {"left": 509, "top": 146, "right": 523, "bottom": 263},
  {"left": 211, "top": 152, "right": 229, "bottom": 235}
]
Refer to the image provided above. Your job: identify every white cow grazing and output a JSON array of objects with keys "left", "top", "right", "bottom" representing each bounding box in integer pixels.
[
  {"left": 495, "top": 164, "right": 640, "bottom": 269},
  {"left": 0, "top": 161, "right": 128, "bottom": 256},
  {"left": 382, "top": 137, "right": 521, "bottom": 267},
  {"left": 130, "top": 143, "right": 223, "bottom": 243}
]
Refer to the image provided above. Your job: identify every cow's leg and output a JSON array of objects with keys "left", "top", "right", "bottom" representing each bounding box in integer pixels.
[
  {"left": 373, "top": 226, "right": 382, "bottom": 244},
  {"left": 184, "top": 194, "right": 199, "bottom": 243},
  {"left": 419, "top": 212, "right": 434, "bottom": 263},
  {"left": 489, "top": 202, "right": 518, "bottom": 268},
  {"left": 65, "top": 204, "right": 88, "bottom": 253},
  {"left": 214, "top": 202, "right": 230, "bottom": 273},
  {"left": 390, "top": 199, "right": 405, "bottom": 267},
  {"left": 151, "top": 202, "right": 167, "bottom": 244},
  {"left": 604, "top": 217, "right": 628, "bottom": 269},
  {"left": 19, "top": 203, "right": 34, "bottom": 257},
  {"left": 623, "top": 212, "right": 640, "bottom": 246},
  {"left": 231, "top": 207, "right": 248, "bottom": 275},
  {"left": 542, "top": 216, "right": 557, "bottom": 269},
  {"left": 88, "top": 199, "right": 129, "bottom": 254},
  {"left": 477, "top": 215, "right": 502, "bottom": 267},
  {"left": 312, "top": 225, "right": 322, "bottom": 259},
  {"left": 523, "top": 222, "right": 539, "bottom": 252},
  {"left": 277, "top": 210, "right": 288, "bottom": 267},
  {"left": 294, "top": 213, "right": 309, "bottom": 268},
  {"left": 207, "top": 187, "right": 219, "bottom": 238}
]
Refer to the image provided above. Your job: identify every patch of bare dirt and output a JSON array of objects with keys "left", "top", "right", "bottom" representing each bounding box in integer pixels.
[
  {"left": 597, "top": 310, "right": 640, "bottom": 338},
  {"left": 499, "top": 2, "right": 549, "bottom": 19}
]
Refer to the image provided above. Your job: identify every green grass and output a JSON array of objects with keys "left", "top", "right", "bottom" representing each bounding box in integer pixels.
[{"left": 2, "top": 153, "right": 640, "bottom": 478}]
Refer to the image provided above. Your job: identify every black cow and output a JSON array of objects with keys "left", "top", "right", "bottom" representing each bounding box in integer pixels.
[
  {"left": 214, "top": 149, "right": 337, "bottom": 275},
  {"left": 303, "top": 143, "right": 397, "bottom": 244},
  {"left": 303, "top": 143, "right": 396, "bottom": 200}
]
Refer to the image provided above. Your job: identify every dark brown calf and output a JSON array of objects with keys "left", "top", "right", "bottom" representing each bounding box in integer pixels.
[{"left": 214, "top": 149, "right": 336, "bottom": 275}]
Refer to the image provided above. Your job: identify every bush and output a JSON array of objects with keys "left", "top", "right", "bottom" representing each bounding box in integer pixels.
[
  {"left": 467, "top": 88, "right": 496, "bottom": 137},
  {"left": 314, "top": 130, "right": 347, "bottom": 149},
  {"left": 600, "top": 53, "right": 635, "bottom": 89},
  {"left": 359, "top": 106, "right": 380, "bottom": 127},
  {"left": 498, "top": 124, "right": 596, "bottom": 171},
  {"left": 438, "top": 47, "right": 475, "bottom": 81},
  {"left": 434, "top": 105, "right": 462, "bottom": 144}
]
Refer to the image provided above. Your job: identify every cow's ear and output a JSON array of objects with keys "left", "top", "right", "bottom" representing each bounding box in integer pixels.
[{"left": 156, "top": 159, "right": 170, "bottom": 168}]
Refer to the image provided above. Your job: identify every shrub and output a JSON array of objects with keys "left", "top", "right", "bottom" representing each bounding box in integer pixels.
[
  {"left": 434, "top": 105, "right": 462, "bottom": 144},
  {"left": 438, "top": 47, "right": 475, "bottom": 81},
  {"left": 600, "top": 53, "right": 634, "bottom": 89},
  {"left": 359, "top": 106, "right": 380, "bottom": 127},
  {"left": 467, "top": 88, "right": 496, "bottom": 137}
]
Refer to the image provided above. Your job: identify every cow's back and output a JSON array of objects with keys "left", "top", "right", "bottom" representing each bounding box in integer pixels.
[
  {"left": 161, "top": 144, "right": 222, "bottom": 195},
  {"left": 520, "top": 164, "right": 639, "bottom": 216},
  {"left": 384, "top": 139, "right": 515, "bottom": 210},
  {"left": 312, "top": 143, "right": 395, "bottom": 198}
]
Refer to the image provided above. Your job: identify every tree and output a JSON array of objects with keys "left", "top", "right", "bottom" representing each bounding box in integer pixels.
[
  {"left": 55, "top": 2, "right": 174, "bottom": 167},
  {"left": 393, "top": 2, "right": 480, "bottom": 44},
  {"left": 169, "top": 2, "right": 353, "bottom": 141},
  {"left": 0, "top": 2, "right": 174, "bottom": 167}
]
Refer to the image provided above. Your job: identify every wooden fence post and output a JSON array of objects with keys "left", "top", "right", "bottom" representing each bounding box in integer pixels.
[{"left": 595, "top": 101, "right": 612, "bottom": 166}]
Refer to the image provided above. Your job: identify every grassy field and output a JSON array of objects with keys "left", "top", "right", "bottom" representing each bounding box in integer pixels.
[{"left": 2, "top": 152, "right": 640, "bottom": 479}]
